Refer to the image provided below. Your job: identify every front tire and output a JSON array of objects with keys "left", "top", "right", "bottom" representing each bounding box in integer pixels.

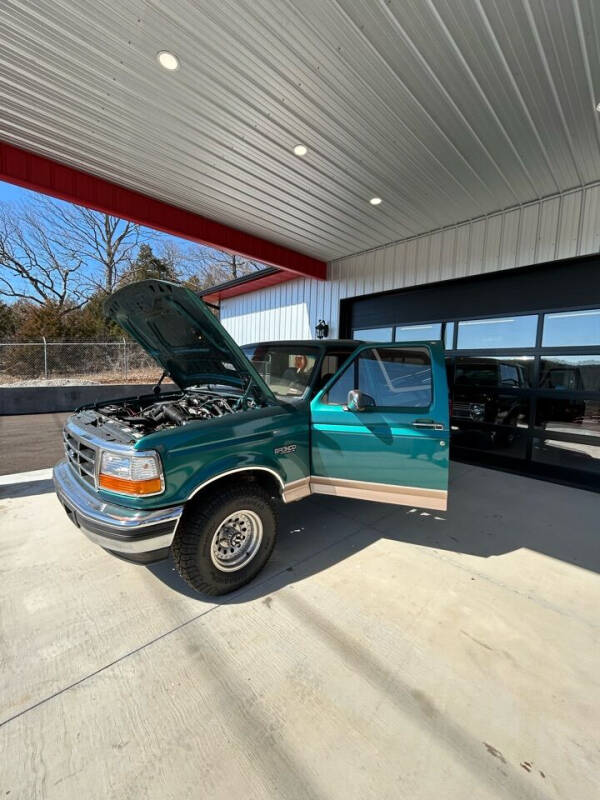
[{"left": 172, "top": 485, "right": 278, "bottom": 595}]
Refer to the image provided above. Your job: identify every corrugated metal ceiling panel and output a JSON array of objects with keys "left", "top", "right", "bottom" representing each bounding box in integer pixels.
[
  {"left": 0, "top": 0, "right": 599, "bottom": 261},
  {"left": 221, "top": 182, "right": 600, "bottom": 343}
]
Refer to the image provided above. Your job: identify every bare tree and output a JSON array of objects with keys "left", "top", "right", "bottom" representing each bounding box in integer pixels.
[
  {"left": 34, "top": 197, "right": 141, "bottom": 294},
  {"left": 156, "top": 239, "right": 188, "bottom": 277},
  {"left": 154, "top": 240, "right": 264, "bottom": 290},
  {"left": 184, "top": 245, "right": 263, "bottom": 289},
  {"left": 0, "top": 202, "right": 87, "bottom": 312},
  {"left": 0, "top": 193, "right": 263, "bottom": 318},
  {"left": 206, "top": 251, "right": 262, "bottom": 280},
  {"left": 222, "top": 252, "right": 261, "bottom": 280}
]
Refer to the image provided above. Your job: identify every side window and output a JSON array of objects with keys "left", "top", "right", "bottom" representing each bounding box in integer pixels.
[
  {"left": 316, "top": 350, "right": 354, "bottom": 392},
  {"left": 323, "top": 347, "right": 432, "bottom": 408},
  {"left": 499, "top": 364, "right": 519, "bottom": 386},
  {"left": 323, "top": 361, "right": 355, "bottom": 405},
  {"left": 359, "top": 347, "right": 432, "bottom": 407}
]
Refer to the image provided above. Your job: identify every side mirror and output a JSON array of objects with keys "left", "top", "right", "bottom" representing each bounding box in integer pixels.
[{"left": 345, "top": 389, "right": 376, "bottom": 412}]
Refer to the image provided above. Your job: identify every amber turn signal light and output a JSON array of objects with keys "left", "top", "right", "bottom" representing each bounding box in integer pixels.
[{"left": 99, "top": 474, "right": 163, "bottom": 495}]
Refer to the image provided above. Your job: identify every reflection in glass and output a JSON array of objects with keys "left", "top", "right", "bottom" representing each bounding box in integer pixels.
[
  {"left": 454, "top": 356, "right": 533, "bottom": 388},
  {"left": 535, "top": 398, "right": 600, "bottom": 438},
  {"left": 358, "top": 347, "right": 432, "bottom": 407},
  {"left": 452, "top": 425, "right": 528, "bottom": 458},
  {"left": 457, "top": 315, "right": 538, "bottom": 349},
  {"left": 395, "top": 322, "right": 442, "bottom": 342},
  {"left": 444, "top": 322, "right": 455, "bottom": 350},
  {"left": 451, "top": 393, "right": 529, "bottom": 428},
  {"left": 353, "top": 327, "right": 393, "bottom": 341},
  {"left": 325, "top": 346, "right": 432, "bottom": 408},
  {"left": 532, "top": 438, "right": 600, "bottom": 474},
  {"left": 539, "top": 355, "right": 600, "bottom": 392},
  {"left": 451, "top": 355, "right": 531, "bottom": 459},
  {"left": 542, "top": 309, "right": 600, "bottom": 347}
]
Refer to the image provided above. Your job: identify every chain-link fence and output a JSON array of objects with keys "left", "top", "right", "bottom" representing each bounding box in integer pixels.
[{"left": 0, "top": 340, "right": 163, "bottom": 385}]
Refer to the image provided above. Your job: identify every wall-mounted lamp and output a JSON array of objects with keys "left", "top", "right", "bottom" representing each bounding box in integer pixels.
[{"left": 315, "top": 319, "right": 329, "bottom": 339}]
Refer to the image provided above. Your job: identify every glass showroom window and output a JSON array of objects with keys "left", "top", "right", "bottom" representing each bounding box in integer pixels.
[
  {"left": 539, "top": 355, "right": 600, "bottom": 392},
  {"left": 542, "top": 309, "right": 600, "bottom": 347},
  {"left": 395, "top": 322, "right": 442, "bottom": 342},
  {"left": 532, "top": 438, "right": 600, "bottom": 475},
  {"left": 536, "top": 353, "right": 600, "bottom": 441},
  {"left": 450, "top": 356, "right": 534, "bottom": 460},
  {"left": 457, "top": 315, "right": 538, "bottom": 350},
  {"left": 352, "top": 327, "right": 393, "bottom": 341}
]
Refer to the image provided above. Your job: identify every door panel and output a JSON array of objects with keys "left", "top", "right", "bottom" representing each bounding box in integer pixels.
[{"left": 310, "top": 343, "right": 449, "bottom": 509}]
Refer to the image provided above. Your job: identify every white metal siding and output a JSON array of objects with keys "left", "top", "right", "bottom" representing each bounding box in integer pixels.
[{"left": 221, "top": 183, "right": 600, "bottom": 344}]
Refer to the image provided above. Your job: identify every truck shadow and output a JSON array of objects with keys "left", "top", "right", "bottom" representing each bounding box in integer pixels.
[
  {"left": 149, "top": 462, "right": 600, "bottom": 602},
  {"left": 0, "top": 478, "right": 55, "bottom": 500}
]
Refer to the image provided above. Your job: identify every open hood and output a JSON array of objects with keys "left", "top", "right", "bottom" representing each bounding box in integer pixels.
[{"left": 105, "top": 279, "right": 276, "bottom": 402}]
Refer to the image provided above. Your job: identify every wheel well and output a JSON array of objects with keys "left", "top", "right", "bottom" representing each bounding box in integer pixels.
[{"left": 186, "top": 469, "right": 283, "bottom": 509}]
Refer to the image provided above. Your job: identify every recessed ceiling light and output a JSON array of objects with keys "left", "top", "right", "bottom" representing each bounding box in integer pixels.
[
  {"left": 369, "top": 197, "right": 382, "bottom": 205},
  {"left": 293, "top": 144, "right": 308, "bottom": 156},
  {"left": 596, "top": 101, "right": 600, "bottom": 112},
  {"left": 157, "top": 51, "right": 179, "bottom": 71}
]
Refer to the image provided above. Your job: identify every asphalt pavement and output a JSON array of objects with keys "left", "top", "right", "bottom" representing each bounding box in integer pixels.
[{"left": 0, "top": 412, "right": 70, "bottom": 475}]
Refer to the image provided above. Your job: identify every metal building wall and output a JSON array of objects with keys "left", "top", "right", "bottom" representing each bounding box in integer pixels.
[{"left": 221, "top": 182, "right": 600, "bottom": 344}]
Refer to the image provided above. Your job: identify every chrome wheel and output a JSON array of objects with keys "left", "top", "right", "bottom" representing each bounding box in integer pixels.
[{"left": 210, "top": 509, "right": 263, "bottom": 572}]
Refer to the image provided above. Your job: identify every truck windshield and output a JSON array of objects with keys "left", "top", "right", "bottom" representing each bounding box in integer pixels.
[{"left": 242, "top": 344, "right": 319, "bottom": 398}]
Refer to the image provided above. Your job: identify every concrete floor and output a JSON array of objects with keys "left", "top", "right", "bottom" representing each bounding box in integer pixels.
[{"left": 0, "top": 463, "right": 599, "bottom": 800}]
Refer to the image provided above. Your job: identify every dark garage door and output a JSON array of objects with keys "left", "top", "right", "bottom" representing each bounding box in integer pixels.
[{"left": 340, "top": 255, "right": 600, "bottom": 491}]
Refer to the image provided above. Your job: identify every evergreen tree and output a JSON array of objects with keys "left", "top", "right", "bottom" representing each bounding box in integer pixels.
[
  {"left": 119, "top": 244, "right": 178, "bottom": 286},
  {"left": 0, "top": 300, "right": 16, "bottom": 339}
]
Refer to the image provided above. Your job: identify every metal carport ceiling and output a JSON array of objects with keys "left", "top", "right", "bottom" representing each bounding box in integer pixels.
[{"left": 0, "top": 0, "right": 599, "bottom": 263}]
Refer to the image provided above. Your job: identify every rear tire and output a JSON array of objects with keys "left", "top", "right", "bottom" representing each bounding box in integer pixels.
[{"left": 172, "top": 485, "right": 278, "bottom": 595}]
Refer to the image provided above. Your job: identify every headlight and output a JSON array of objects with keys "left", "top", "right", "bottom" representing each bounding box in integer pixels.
[{"left": 99, "top": 451, "right": 164, "bottom": 496}]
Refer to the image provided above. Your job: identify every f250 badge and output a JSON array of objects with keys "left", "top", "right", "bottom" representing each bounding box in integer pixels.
[{"left": 274, "top": 444, "right": 297, "bottom": 455}]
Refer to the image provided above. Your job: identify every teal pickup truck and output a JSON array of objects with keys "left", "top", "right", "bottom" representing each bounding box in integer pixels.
[{"left": 54, "top": 280, "right": 449, "bottom": 595}]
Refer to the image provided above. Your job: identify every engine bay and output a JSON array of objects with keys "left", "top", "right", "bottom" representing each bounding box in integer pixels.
[{"left": 74, "top": 390, "right": 261, "bottom": 442}]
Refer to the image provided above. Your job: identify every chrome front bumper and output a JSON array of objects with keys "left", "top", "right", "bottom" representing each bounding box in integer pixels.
[{"left": 53, "top": 460, "right": 183, "bottom": 559}]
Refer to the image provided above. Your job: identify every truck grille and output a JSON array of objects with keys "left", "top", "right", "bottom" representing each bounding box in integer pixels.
[
  {"left": 452, "top": 402, "right": 475, "bottom": 419},
  {"left": 63, "top": 428, "right": 97, "bottom": 486}
]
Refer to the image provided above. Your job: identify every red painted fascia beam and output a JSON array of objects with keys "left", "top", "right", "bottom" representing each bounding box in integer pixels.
[
  {"left": 0, "top": 142, "right": 327, "bottom": 280},
  {"left": 202, "top": 269, "right": 296, "bottom": 304}
]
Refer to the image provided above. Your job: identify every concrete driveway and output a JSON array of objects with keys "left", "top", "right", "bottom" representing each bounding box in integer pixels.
[{"left": 1, "top": 463, "right": 599, "bottom": 799}]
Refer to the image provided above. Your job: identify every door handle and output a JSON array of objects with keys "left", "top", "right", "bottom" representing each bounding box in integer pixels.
[{"left": 412, "top": 419, "right": 445, "bottom": 430}]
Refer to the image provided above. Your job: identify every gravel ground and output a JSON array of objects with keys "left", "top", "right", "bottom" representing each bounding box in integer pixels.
[
  {"left": 1, "top": 371, "right": 174, "bottom": 387},
  {"left": 2, "top": 378, "right": 98, "bottom": 387}
]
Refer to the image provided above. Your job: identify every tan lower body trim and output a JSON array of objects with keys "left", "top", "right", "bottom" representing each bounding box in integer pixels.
[
  {"left": 282, "top": 476, "right": 312, "bottom": 503},
  {"left": 309, "top": 476, "right": 447, "bottom": 511}
]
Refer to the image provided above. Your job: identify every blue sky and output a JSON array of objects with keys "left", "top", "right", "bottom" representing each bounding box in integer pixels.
[
  {"left": 0, "top": 179, "right": 183, "bottom": 246},
  {"left": 0, "top": 180, "right": 183, "bottom": 299},
  {"left": 0, "top": 179, "right": 246, "bottom": 260},
  {"left": 0, "top": 179, "right": 267, "bottom": 307},
  {"left": 0, "top": 179, "right": 234, "bottom": 302},
  {"left": 0, "top": 180, "right": 32, "bottom": 204}
]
